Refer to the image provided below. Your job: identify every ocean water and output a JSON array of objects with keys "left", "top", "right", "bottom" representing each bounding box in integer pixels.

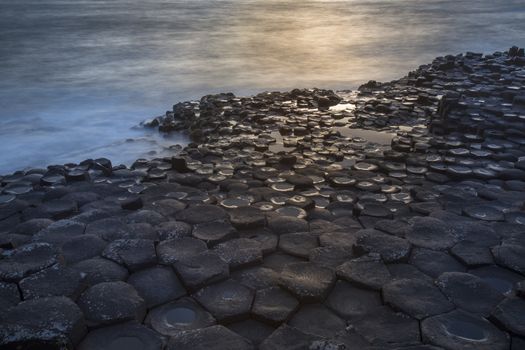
[{"left": 0, "top": 0, "right": 523, "bottom": 174}]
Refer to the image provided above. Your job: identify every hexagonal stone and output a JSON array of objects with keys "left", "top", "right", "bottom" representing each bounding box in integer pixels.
[
  {"left": 72, "top": 257, "right": 128, "bottom": 285},
  {"left": 26, "top": 199, "right": 78, "bottom": 220},
  {"left": 213, "top": 238, "right": 263, "bottom": 269},
  {"left": 309, "top": 246, "right": 353, "bottom": 268},
  {"left": 383, "top": 278, "right": 454, "bottom": 320},
  {"left": 422, "top": 310, "right": 509, "bottom": 350},
  {"left": 61, "top": 234, "right": 106, "bottom": 265},
  {"left": 239, "top": 228, "right": 278, "bottom": 254},
  {"left": 278, "top": 232, "right": 318, "bottom": 258},
  {"left": 174, "top": 251, "right": 229, "bottom": 290},
  {"left": 128, "top": 266, "right": 186, "bottom": 308},
  {"left": 354, "top": 229, "right": 411, "bottom": 263},
  {"left": 436, "top": 272, "right": 503, "bottom": 316},
  {"left": 319, "top": 230, "right": 359, "bottom": 250},
  {"left": 145, "top": 297, "right": 216, "bottom": 336},
  {"left": 192, "top": 220, "right": 237, "bottom": 246},
  {"left": 126, "top": 209, "right": 167, "bottom": 225},
  {"left": 32, "top": 219, "right": 85, "bottom": 246},
  {"left": 193, "top": 279, "right": 254, "bottom": 323},
  {"left": 167, "top": 325, "right": 253, "bottom": 350},
  {"left": 491, "top": 297, "right": 525, "bottom": 337},
  {"left": 326, "top": 280, "right": 382, "bottom": 320},
  {"left": 78, "top": 322, "right": 163, "bottom": 350},
  {"left": 230, "top": 266, "right": 279, "bottom": 290},
  {"left": 469, "top": 265, "right": 523, "bottom": 296},
  {"left": 229, "top": 207, "right": 266, "bottom": 229},
  {"left": 14, "top": 218, "right": 53, "bottom": 236},
  {"left": 157, "top": 237, "right": 208, "bottom": 265},
  {"left": 492, "top": 241, "right": 525, "bottom": 275},
  {"left": 147, "top": 198, "right": 187, "bottom": 218},
  {"left": 77, "top": 281, "right": 147, "bottom": 327},
  {"left": 354, "top": 306, "right": 420, "bottom": 346},
  {"left": 0, "top": 296, "right": 86, "bottom": 348},
  {"left": 102, "top": 239, "right": 157, "bottom": 271},
  {"left": 85, "top": 217, "right": 130, "bottom": 241},
  {"left": 156, "top": 221, "right": 192, "bottom": 240},
  {"left": 0, "top": 281, "right": 20, "bottom": 311},
  {"left": 374, "top": 219, "right": 409, "bottom": 238},
  {"left": 409, "top": 248, "right": 465, "bottom": 278},
  {"left": 252, "top": 287, "right": 299, "bottom": 325},
  {"left": 450, "top": 242, "right": 493, "bottom": 267},
  {"left": 336, "top": 253, "right": 391, "bottom": 290},
  {"left": 175, "top": 205, "right": 228, "bottom": 225},
  {"left": 227, "top": 319, "right": 275, "bottom": 346},
  {"left": 259, "top": 324, "right": 322, "bottom": 350},
  {"left": 289, "top": 304, "right": 346, "bottom": 338},
  {"left": 387, "top": 263, "right": 433, "bottom": 282},
  {"left": 262, "top": 252, "right": 304, "bottom": 272},
  {"left": 19, "top": 265, "right": 85, "bottom": 300},
  {"left": 463, "top": 205, "right": 504, "bottom": 221},
  {"left": 406, "top": 217, "right": 458, "bottom": 250},
  {"left": 279, "top": 262, "right": 335, "bottom": 302},
  {"left": 267, "top": 215, "right": 308, "bottom": 234},
  {"left": 0, "top": 242, "right": 60, "bottom": 282}
]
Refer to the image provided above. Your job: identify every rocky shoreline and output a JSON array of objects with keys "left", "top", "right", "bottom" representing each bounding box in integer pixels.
[{"left": 1, "top": 47, "right": 525, "bottom": 350}]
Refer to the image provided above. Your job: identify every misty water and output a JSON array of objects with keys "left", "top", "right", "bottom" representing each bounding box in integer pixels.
[{"left": 0, "top": 0, "right": 524, "bottom": 174}]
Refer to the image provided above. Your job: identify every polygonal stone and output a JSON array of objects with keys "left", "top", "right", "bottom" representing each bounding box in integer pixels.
[
  {"left": 14, "top": 218, "right": 53, "bottom": 236},
  {"left": 128, "top": 266, "right": 186, "bottom": 308},
  {"left": 279, "top": 262, "right": 335, "bottom": 302},
  {"left": 77, "top": 281, "right": 146, "bottom": 327},
  {"left": 72, "top": 257, "right": 128, "bottom": 285},
  {"left": 145, "top": 297, "right": 216, "bottom": 336},
  {"left": 259, "top": 324, "right": 322, "bottom": 350},
  {"left": 213, "top": 238, "right": 263, "bottom": 269},
  {"left": 252, "top": 287, "right": 299, "bottom": 325},
  {"left": 387, "top": 263, "right": 433, "bottom": 282},
  {"left": 374, "top": 219, "right": 409, "bottom": 238},
  {"left": 61, "top": 234, "right": 106, "bottom": 264},
  {"left": 19, "top": 265, "right": 85, "bottom": 300},
  {"left": 451, "top": 242, "right": 493, "bottom": 267},
  {"left": 193, "top": 279, "right": 254, "bottom": 323},
  {"left": 354, "top": 229, "right": 411, "bottom": 263},
  {"left": 336, "top": 253, "right": 391, "bottom": 290},
  {"left": 192, "top": 220, "right": 237, "bottom": 246},
  {"left": 227, "top": 319, "right": 274, "bottom": 346},
  {"left": 147, "top": 199, "right": 186, "bottom": 218},
  {"left": 326, "top": 280, "right": 382, "bottom": 320},
  {"left": 436, "top": 272, "right": 503, "bottom": 316},
  {"left": 422, "top": 309, "right": 509, "bottom": 350},
  {"left": 289, "top": 304, "right": 346, "bottom": 338},
  {"left": 0, "top": 242, "right": 60, "bottom": 281},
  {"left": 490, "top": 297, "right": 525, "bottom": 337},
  {"left": 85, "top": 217, "right": 129, "bottom": 241},
  {"left": 231, "top": 266, "right": 279, "bottom": 290},
  {"left": 410, "top": 248, "right": 465, "bottom": 278},
  {"left": 229, "top": 207, "right": 266, "bottom": 229},
  {"left": 406, "top": 217, "right": 458, "bottom": 250},
  {"left": 319, "top": 230, "right": 359, "bottom": 250},
  {"left": 0, "top": 281, "right": 20, "bottom": 311},
  {"left": 78, "top": 322, "right": 164, "bottom": 350},
  {"left": 469, "top": 265, "right": 523, "bottom": 296},
  {"left": 167, "top": 325, "right": 253, "bottom": 350},
  {"left": 27, "top": 199, "right": 78, "bottom": 220},
  {"left": 156, "top": 221, "right": 192, "bottom": 240},
  {"left": 126, "top": 209, "right": 167, "bottom": 225},
  {"left": 492, "top": 241, "right": 525, "bottom": 275},
  {"left": 308, "top": 246, "right": 353, "bottom": 268},
  {"left": 262, "top": 252, "right": 304, "bottom": 272},
  {"left": 239, "top": 228, "right": 278, "bottom": 254},
  {"left": 0, "top": 296, "right": 86, "bottom": 348},
  {"left": 174, "top": 251, "right": 229, "bottom": 291},
  {"left": 32, "top": 219, "right": 85, "bottom": 246},
  {"left": 175, "top": 205, "right": 228, "bottom": 224},
  {"left": 102, "top": 239, "right": 157, "bottom": 271},
  {"left": 383, "top": 278, "right": 454, "bottom": 320},
  {"left": 463, "top": 205, "right": 504, "bottom": 221},
  {"left": 267, "top": 215, "right": 308, "bottom": 234},
  {"left": 157, "top": 237, "right": 208, "bottom": 265},
  {"left": 278, "top": 232, "right": 318, "bottom": 258}
]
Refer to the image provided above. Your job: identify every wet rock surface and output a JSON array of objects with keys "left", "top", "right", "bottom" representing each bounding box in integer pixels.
[{"left": 1, "top": 47, "right": 525, "bottom": 348}]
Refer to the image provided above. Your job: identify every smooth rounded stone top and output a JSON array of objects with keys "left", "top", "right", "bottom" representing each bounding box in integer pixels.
[
  {"left": 128, "top": 266, "right": 186, "bottom": 308},
  {"left": 267, "top": 215, "right": 308, "bottom": 235},
  {"left": 24, "top": 199, "right": 78, "bottom": 220},
  {"left": 228, "top": 207, "right": 267, "bottom": 229},
  {"left": 14, "top": 218, "right": 54, "bottom": 236},
  {"left": 18, "top": 265, "right": 85, "bottom": 300},
  {"left": 336, "top": 254, "right": 392, "bottom": 290},
  {"left": 319, "top": 230, "right": 359, "bottom": 250},
  {"left": 0, "top": 242, "right": 61, "bottom": 282},
  {"left": 289, "top": 304, "right": 346, "bottom": 338},
  {"left": 0, "top": 281, "right": 20, "bottom": 311},
  {"left": 61, "top": 234, "right": 107, "bottom": 265},
  {"left": 252, "top": 287, "right": 299, "bottom": 325},
  {"left": 145, "top": 297, "right": 216, "bottom": 336},
  {"left": 359, "top": 203, "right": 393, "bottom": 219},
  {"left": 157, "top": 237, "right": 208, "bottom": 265},
  {"left": 308, "top": 246, "right": 353, "bottom": 268},
  {"left": 436, "top": 272, "right": 503, "bottom": 316},
  {"left": 167, "top": 325, "right": 254, "bottom": 350},
  {"left": 85, "top": 217, "right": 130, "bottom": 241},
  {"left": 192, "top": 220, "right": 237, "bottom": 246},
  {"left": 226, "top": 319, "right": 274, "bottom": 347},
  {"left": 238, "top": 228, "right": 278, "bottom": 254},
  {"left": 421, "top": 309, "right": 510, "bottom": 350},
  {"left": 156, "top": 221, "right": 192, "bottom": 241},
  {"left": 102, "top": 239, "right": 157, "bottom": 271},
  {"left": 126, "top": 209, "right": 167, "bottom": 225},
  {"left": 230, "top": 266, "right": 280, "bottom": 290},
  {"left": 259, "top": 324, "right": 322, "bottom": 350},
  {"left": 175, "top": 205, "right": 228, "bottom": 225},
  {"left": 77, "top": 281, "right": 147, "bottom": 327},
  {"left": 469, "top": 265, "right": 523, "bottom": 296},
  {"left": 382, "top": 278, "right": 454, "bottom": 320},
  {"left": 490, "top": 297, "right": 525, "bottom": 337},
  {"left": 463, "top": 205, "right": 505, "bottom": 221},
  {"left": 146, "top": 198, "right": 187, "bottom": 218},
  {"left": 173, "top": 251, "right": 230, "bottom": 291},
  {"left": 405, "top": 216, "right": 459, "bottom": 250},
  {"left": 491, "top": 241, "right": 525, "bottom": 275},
  {"left": 279, "top": 262, "right": 336, "bottom": 302},
  {"left": 325, "top": 280, "right": 382, "bottom": 320},
  {"left": 354, "top": 229, "right": 411, "bottom": 263},
  {"left": 72, "top": 257, "right": 129, "bottom": 285},
  {"left": 193, "top": 279, "right": 254, "bottom": 323},
  {"left": 278, "top": 232, "right": 318, "bottom": 258},
  {"left": 213, "top": 238, "right": 263, "bottom": 269},
  {"left": 374, "top": 219, "right": 409, "bottom": 238},
  {"left": 410, "top": 248, "right": 466, "bottom": 278},
  {"left": 31, "top": 219, "right": 86, "bottom": 246},
  {"left": 0, "top": 296, "right": 86, "bottom": 348},
  {"left": 78, "top": 322, "right": 164, "bottom": 350}
]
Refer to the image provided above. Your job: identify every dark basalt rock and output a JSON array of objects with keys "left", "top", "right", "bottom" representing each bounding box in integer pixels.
[
  {"left": 267, "top": 215, "right": 308, "bottom": 234},
  {"left": 213, "top": 238, "right": 263, "bottom": 269},
  {"left": 308, "top": 246, "right": 353, "bottom": 268},
  {"left": 354, "top": 229, "right": 411, "bottom": 263},
  {"left": 174, "top": 251, "right": 229, "bottom": 290},
  {"left": 259, "top": 324, "right": 323, "bottom": 350},
  {"left": 24, "top": 199, "right": 78, "bottom": 220},
  {"left": 145, "top": 297, "right": 216, "bottom": 336},
  {"left": 336, "top": 253, "right": 391, "bottom": 290},
  {"left": 230, "top": 266, "right": 279, "bottom": 290},
  {"left": 19, "top": 265, "right": 85, "bottom": 300},
  {"left": 126, "top": 209, "right": 167, "bottom": 225},
  {"left": 463, "top": 205, "right": 505, "bottom": 221},
  {"left": 450, "top": 242, "right": 494, "bottom": 267},
  {"left": 0, "top": 242, "right": 61, "bottom": 282},
  {"left": 128, "top": 266, "right": 186, "bottom": 308},
  {"left": 227, "top": 319, "right": 275, "bottom": 346},
  {"left": 157, "top": 237, "right": 207, "bottom": 265},
  {"left": 102, "top": 239, "right": 157, "bottom": 271},
  {"left": 422, "top": 309, "right": 510, "bottom": 350},
  {"left": 156, "top": 220, "right": 192, "bottom": 240},
  {"left": 192, "top": 220, "right": 237, "bottom": 246},
  {"left": 167, "top": 325, "right": 254, "bottom": 350},
  {"left": 278, "top": 232, "right": 318, "bottom": 258},
  {"left": 61, "top": 234, "right": 106, "bottom": 264},
  {"left": 289, "top": 304, "right": 346, "bottom": 338},
  {"left": 251, "top": 287, "right": 299, "bottom": 325},
  {"left": 319, "top": 230, "right": 359, "bottom": 250},
  {"left": 491, "top": 241, "right": 525, "bottom": 275},
  {"left": 0, "top": 281, "right": 20, "bottom": 311},
  {"left": 228, "top": 206, "right": 266, "bottom": 229},
  {"left": 32, "top": 219, "right": 85, "bottom": 246},
  {"left": 405, "top": 216, "right": 458, "bottom": 250},
  {"left": 279, "top": 262, "right": 335, "bottom": 302},
  {"left": 78, "top": 322, "right": 164, "bottom": 350},
  {"left": 490, "top": 297, "right": 525, "bottom": 337},
  {"left": 409, "top": 248, "right": 465, "bottom": 278},
  {"left": 193, "top": 279, "right": 254, "bottom": 323},
  {"left": 72, "top": 257, "right": 129, "bottom": 285},
  {"left": 14, "top": 218, "right": 53, "bottom": 236},
  {"left": 326, "top": 280, "right": 382, "bottom": 320},
  {"left": 176, "top": 205, "right": 228, "bottom": 224},
  {"left": 77, "top": 281, "right": 146, "bottom": 327},
  {"left": 469, "top": 265, "right": 523, "bottom": 296},
  {"left": 0, "top": 296, "right": 86, "bottom": 349}
]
